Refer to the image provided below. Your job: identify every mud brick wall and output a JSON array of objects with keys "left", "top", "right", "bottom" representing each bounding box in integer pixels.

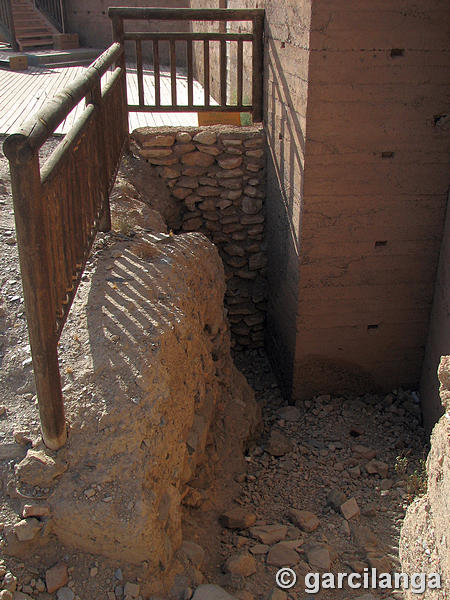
[{"left": 130, "top": 125, "right": 267, "bottom": 349}]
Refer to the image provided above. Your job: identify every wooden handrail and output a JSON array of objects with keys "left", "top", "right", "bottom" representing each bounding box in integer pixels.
[
  {"left": 3, "top": 44, "right": 128, "bottom": 450},
  {"left": 108, "top": 7, "right": 264, "bottom": 21}
]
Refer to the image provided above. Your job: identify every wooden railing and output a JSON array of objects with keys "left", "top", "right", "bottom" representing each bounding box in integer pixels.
[
  {"left": 2, "top": 43, "right": 128, "bottom": 450},
  {"left": 108, "top": 7, "right": 265, "bottom": 122},
  {"left": 35, "top": 0, "right": 65, "bottom": 32},
  {"left": 0, "top": 0, "right": 18, "bottom": 50}
]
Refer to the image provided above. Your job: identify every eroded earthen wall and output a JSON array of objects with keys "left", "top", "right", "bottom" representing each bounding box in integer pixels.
[{"left": 400, "top": 356, "right": 450, "bottom": 598}]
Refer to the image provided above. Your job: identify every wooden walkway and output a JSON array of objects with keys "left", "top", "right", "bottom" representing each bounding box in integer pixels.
[{"left": 0, "top": 62, "right": 216, "bottom": 135}]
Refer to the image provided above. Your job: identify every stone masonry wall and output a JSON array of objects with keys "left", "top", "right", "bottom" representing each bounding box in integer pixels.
[{"left": 130, "top": 125, "right": 267, "bottom": 350}]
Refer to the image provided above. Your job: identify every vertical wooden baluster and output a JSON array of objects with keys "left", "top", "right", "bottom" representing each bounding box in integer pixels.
[
  {"left": 204, "top": 39, "right": 210, "bottom": 106},
  {"left": 252, "top": 14, "right": 264, "bottom": 122},
  {"left": 153, "top": 39, "right": 160, "bottom": 106},
  {"left": 237, "top": 38, "right": 243, "bottom": 107},
  {"left": 170, "top": 38, "right": 177, "bottom": 107},
  {"left": 136, "top": 39, "right": 144, "bottom": 107},
  {"left": 220, "top": 38, "right": 227, "bottom": 106},
  {"left": 88, "top": 76, "right": 110, "bottom": 231},
  {"left": 187, "top": 39, "right": 193, "bottom": 107},
  {"left": 3, "top": 142, "right": 66, "bottom": 450}
]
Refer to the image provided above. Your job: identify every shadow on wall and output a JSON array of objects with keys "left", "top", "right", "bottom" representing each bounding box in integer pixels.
[
  {"left": 86, "top": 235, "right": 187, "bottom": 409},
  {"left": 264, "top": 25, "right": 306, "bottom": 397}
]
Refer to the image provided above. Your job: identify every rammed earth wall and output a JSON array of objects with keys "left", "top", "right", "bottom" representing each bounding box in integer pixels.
[{"left": 130, "top": 125, "right": 267, "bottom": 349}]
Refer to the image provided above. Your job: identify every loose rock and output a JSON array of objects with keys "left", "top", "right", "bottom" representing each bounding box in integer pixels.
[
  {"left": 45, "top": 563, "right": 68, "bottom": 594},
  {"left": 288, "top": 509, "right": 320, "bottom": 532},
  {"left": 223, "top": 553, "right": 256, "bottom": 577},
  {"left": 220, "top": 508, "right": 257, "bottom": 530}
]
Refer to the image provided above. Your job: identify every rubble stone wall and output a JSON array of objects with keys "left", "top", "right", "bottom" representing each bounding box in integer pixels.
[{"left": 130, "top": 125, "right": 267, "bottom": 350}]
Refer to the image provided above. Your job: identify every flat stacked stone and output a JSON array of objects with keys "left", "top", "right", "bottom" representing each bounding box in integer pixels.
[{"left": 130, "top": 125, "right": 267, "bottom": 349}]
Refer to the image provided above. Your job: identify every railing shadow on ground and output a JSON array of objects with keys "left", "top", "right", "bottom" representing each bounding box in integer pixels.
[
  {"left": 80, "top": 233, "right": 203, "bottom": 411},
  {"left": 2, "top": 42, "right": 128, "bottom": 449}
]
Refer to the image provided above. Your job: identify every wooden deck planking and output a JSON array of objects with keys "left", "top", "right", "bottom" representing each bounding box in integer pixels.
[{"left": 0, "top": 61, "right": 217, "bottom": 136}]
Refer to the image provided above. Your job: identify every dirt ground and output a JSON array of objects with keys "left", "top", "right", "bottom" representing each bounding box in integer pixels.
[{"left": 0, "top": 137, "right": 431, "bottom": 600}]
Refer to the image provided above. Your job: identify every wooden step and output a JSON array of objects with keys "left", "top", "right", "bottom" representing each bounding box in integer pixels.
[
  {"left": 18, "top": 39, "right": 53, "bottom": 50},
  {"left": 18, "top": 32, "right": 53, "bottom": 39},
  {"left": 14, "top": 26, "right": 50, "bottom": 32}
]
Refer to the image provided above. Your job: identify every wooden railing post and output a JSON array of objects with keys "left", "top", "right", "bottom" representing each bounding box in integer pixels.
[
  {"left": 87, "top": 76, "right": 111, "bottom": 232},
  {"left": 112, "top": 15, "right": 129, "bottom": 147},
  {"left": 3, "top": 0, "right": 19, "bottom": 51},
  {"left": 4, "top": 137, "right": 66, "bottom": 450},
  {"left": 252, "top": 14, "right": 264, "bottom": 123}
]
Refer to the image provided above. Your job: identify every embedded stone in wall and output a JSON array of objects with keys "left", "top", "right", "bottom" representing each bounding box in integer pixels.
[{"left": 130, "top": 125, "right": 267, "bottom": 350}]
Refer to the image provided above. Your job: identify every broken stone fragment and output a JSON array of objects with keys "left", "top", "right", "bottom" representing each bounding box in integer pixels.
[
  {"left": 267, "top": 590, "right": 287, "bottom": 600},
  {"left": 266, "top": 542, "right": 300, "bottom": 567},
  {"left": 56, "top": 588, "right": 74, "bottom": 600},
  {"left": 351, "top": 524, "right": 381, "bottom": 554},
  {"left": 219, "top": 508, "right": 257, "bottom": 529},
  {"left": 277, "top": 406, "right": 301, "bottom": 421},
  {"left": 45, "top": 563, "right": 68, "bottom": 594},
  {"left": 22, "top": 504, "right": 50, "bottom": 518},
  {"left": 193, "top": 584, "right": 236, "bottom": 600},
  {"left": 288, "top": 509, "right": 320, "bottom": 532},
  {"left": 304, "top": 542, "right": 332, "bottom": 571},
  {"left": 15, "top": 449, "right": 67, "bottom": 488},
  {"left": 340, "top": 497, "right": 360, "bottom": 521},
  {"left": 249, "top": 544, "right": 268, "bottom": 555},
  {"left": 249, "top": 524, "right": 287, "bottom": 545},
  {"left": 365, "top": 459, "right": 389, "bottom": 478},
  {"left": 327, "top": 489, "right": 348, "bottom": 511},
  {"left": 266, "top": 430, "right": 293, "bottom": 457},
  {"left": 223, "top": 552, "right": 256, "bottom": 577},
  {"left": 13, "top": 518, "right": 43, "bottom": 541},
  {"left": 352, "top": 445, "right": 376, "bottom": 460}
]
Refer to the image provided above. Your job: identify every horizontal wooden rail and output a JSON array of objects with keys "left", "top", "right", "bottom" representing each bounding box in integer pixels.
[
  {"left": 109, "top": 7, "right": 264, "bottom": 122},
  {"left": 3, "top": 44, "right": 128, "bottom": 450},
  {"left": 108, "top": 7, "right": 264, "bottom": 21},
  {"left": 124, "top": 32, "right": 254, "bottom": 42}
]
